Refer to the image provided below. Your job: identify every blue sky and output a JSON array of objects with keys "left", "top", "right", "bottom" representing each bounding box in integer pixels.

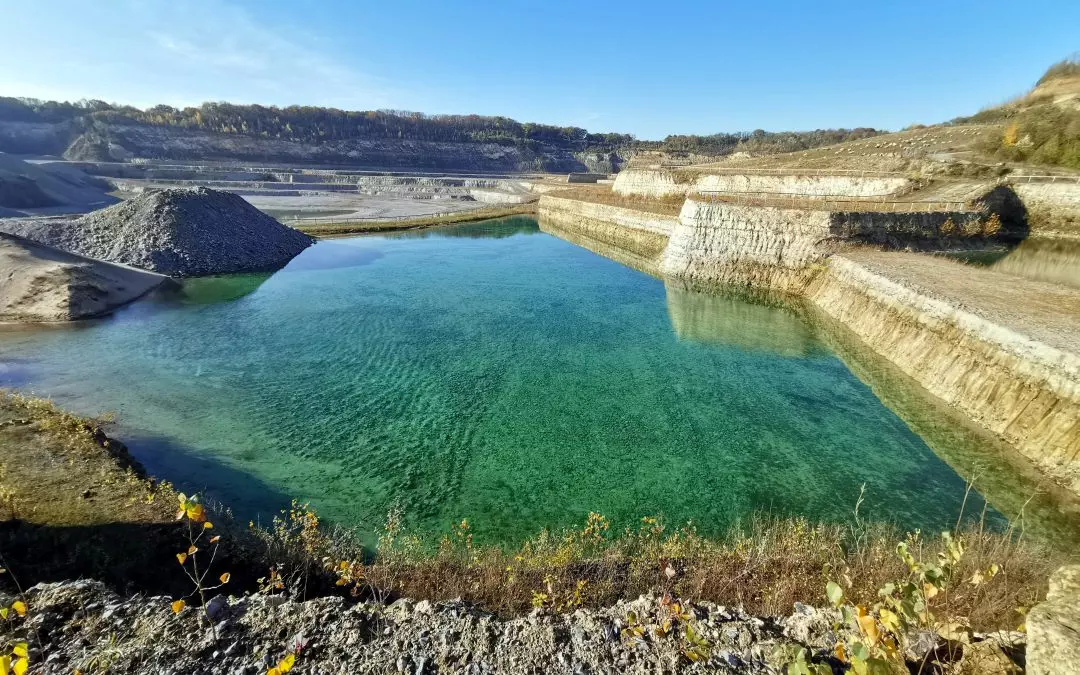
[{"left": 1, "top": 0, "right": 1076, "bottom": 140}]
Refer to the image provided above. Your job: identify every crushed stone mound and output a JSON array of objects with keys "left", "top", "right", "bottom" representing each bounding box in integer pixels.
[
  {"left": 0, "top": 232, "right": 168, "bottom": 321},
  {"left": 0, "top": 187, "right": 314, "bottom": 277}
]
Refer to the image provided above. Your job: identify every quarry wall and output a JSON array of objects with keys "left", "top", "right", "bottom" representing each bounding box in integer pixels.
[
  {"left": 807, "top": 256, "right": 1080, "bottom": 491},
  {"left": 537, "top": 192, "right": 1080, "bottom": 494},
  {"left": 1012, "top": 182, "right": 1080, "bottom": 239},
  {"left": 612, "top": 168, "right": 912, "bottom": 199}
]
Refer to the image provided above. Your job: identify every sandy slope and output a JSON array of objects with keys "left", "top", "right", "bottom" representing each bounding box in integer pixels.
[{"left": 0, "top": 231, "right": 168, "bottom": 321}]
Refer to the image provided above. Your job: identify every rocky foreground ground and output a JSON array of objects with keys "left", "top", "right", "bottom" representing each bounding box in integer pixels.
[
  {"left": 4, "top": 581, "right": 843, "bottom": 674},
  {"left": 3, "top": 580, "right": 1036, "bottom": 675}
]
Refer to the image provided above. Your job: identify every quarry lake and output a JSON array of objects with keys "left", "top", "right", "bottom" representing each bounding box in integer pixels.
[{"left": 0, "top": 217, "right": 1001, "bottom": 543}]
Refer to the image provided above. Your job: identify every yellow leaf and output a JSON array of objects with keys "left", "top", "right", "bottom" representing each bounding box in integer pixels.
[
  {"left": 10, "top": 601, "right": 25, "bottom": 617},
  {"left": 878, "top": 608, "right": 901, "bottom": 635},
  {"left": 188, "top": 545, "right": 198, "bottom": 555},
  {"left": 857, "top": 613, "right": 879, "bottom": 645},
  {"left": 833, "top": 642, "right": 847, "bottom": 661},
  {"left": 923, "top": 583, "right": 939, "bottom": 601},
  {"left": 171, "top": 600, "right": 186, "bottom": 614},
  {"left": 176, "top": 553, "right": 188, "bottom": 565},
  {"left": 11, "top": 659, "right": 24, "bottom": 675},
  {"left": 0, "top": 608, "right": 8, "bottom": 619},
  {"left": 220, "top": 573, "right": 231, "bottom": 584},
  {"left": 268, "top": 669, "right": 279, "bottom": 675},
  {"left": 210, "top": 535, "right": 221, "bottom": 544},
  {"left": 203, "top": 521, "right": 213, "bottom": 529},
  {"left": 277, "top": 654, "right": 295, "bottom": 673},
  {"left": 11, "top": 645, "right": 25, "bottom": 659},
  {"left": 0, "top": 654, "right": 10, "bottom": 675}
]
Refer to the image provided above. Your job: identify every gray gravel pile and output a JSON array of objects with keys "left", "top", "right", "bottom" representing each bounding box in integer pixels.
[
  {"left": 0, "top": 187, "right": 313, "bottom": 276},
  {"left": 5, "top": 581, "right": 847, "bottom": 674}
]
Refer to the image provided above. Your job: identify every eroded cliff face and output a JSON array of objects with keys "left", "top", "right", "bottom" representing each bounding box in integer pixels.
[
  {"left": 537, "top": 196, "right": 675, "bottom": 262},
  {"left": 807, "top": 255, "right": 1080, "bottom": 491},
  {"left": 54, "top": 123, "right": 597, "bottom": 173},
  {"left": 612, "top": 169, "right": 690, "bottom": 198},
  {"left": 612, "top": 168, "right": 913, "bottom": 199},
  {"left": 660, "top": 200, "right": 831, "bottom": 293},
  {"left": 694, "top": 174, "right": 910, "bottom": 197}
]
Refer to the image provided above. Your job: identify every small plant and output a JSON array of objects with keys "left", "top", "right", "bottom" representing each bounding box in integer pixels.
[
  {"left": 0, "top": 641, "right": 28, "bottom": 675},
  {"left": 266, "top": 652, "right": 296, "bottom": 675},
  {"left": 787, "top": 530, "right": 1002, "bottom": 674},
  {"left": 531, "top": 576, "right": 588, "bottom": 612},
  {"left": 621, "top": 593, "right": 711, "bottom": 664},
  {"left": 171, "top": 493, "right": 230, "bottom": 636},
  {"left": 982, "top": 213, "right": 1002, "bottom": 237},
  {"left": 938, "top": 217, "right": 956, "bottom": 236}
]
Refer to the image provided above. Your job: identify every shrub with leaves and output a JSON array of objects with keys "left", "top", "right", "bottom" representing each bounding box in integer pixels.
[
  {"left": 783, "top": 530, "right": 1003, "bottom": 674},
  {"left": 171, "top": 493, "right": 230, "bottom": 633},
  {"left": 621, "top": 593, "right": 711, "bottom": 664}
]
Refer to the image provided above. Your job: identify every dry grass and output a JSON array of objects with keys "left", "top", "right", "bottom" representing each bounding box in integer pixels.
[
  {"left": 297, "top": 204, "right": 538, "bottom": 237},
  {"left": 548, "top": 185, "right": 686, "bottom": 216},
  {"left": 268, "top": 506, "right": 1060, "bottom": 630},
  {"left": 0, "top": 392, "right": 1063, "bottom": 631}
]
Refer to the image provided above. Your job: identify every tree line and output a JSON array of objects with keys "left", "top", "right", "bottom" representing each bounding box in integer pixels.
[{"left": 0, "top": 96, "right": 881, "bottom": 157}]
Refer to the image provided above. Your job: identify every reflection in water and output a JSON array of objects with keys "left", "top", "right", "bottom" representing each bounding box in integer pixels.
[
  {"left": 281, "top": 242, "right": 384, "bottom": 272},
  {"left": 664, "top": 282, "right": 822, "bottom": 357},
  {"left": 0, "top": 216, "right": 1007, "bottom": 545},
  {"left": 175, "top": 274, "right": 271, "bottom": 305},
  {"left": 538, "top": 220, "right": 660, "bottom": 277},
  {"left": 804, "top": 305, "right": 1080, "bottom": 550},
  {"left": 387, "top": 216, "right": 541, "bottom": 240},
  {"left": 944, "top": 239, "right": 1080, "bottom": 289}
]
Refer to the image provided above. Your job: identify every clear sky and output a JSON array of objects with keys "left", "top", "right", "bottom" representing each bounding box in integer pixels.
[{"left": 1, "top": 0, "right": 1076, "bottom": 140}]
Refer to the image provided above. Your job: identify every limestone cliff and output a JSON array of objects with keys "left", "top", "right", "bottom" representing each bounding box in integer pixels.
[
  {"left": 1012, "top": 182, "right": 1080, "bottom": 239},
  {"left": 613, "top": 168, "right": 913, "bottom": 199},
  {"left": 536, "top": 193, "right": 1080, "bottom": 496},
  {"left": 807, "top": 252, "right": 1080, "bottom": 491},
  {"left": 537, "top": 196, "right": 675, "bottom": 262}
]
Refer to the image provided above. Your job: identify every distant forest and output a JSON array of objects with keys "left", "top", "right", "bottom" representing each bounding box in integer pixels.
[{"left": 0, "top": 96, "right": 881, "bottom": 157}]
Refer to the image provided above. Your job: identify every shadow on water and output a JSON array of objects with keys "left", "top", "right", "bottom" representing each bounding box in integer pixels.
[
  {"left": 385, "top": 216, "right": 541, "bottom": 240},
  {"left": 121, "top": 432, "right": 294, "bottom": 526}
]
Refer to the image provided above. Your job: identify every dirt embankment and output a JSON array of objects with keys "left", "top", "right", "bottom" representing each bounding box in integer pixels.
[{"left": 0, "top": 232, "right": 168, "bottom": 321}]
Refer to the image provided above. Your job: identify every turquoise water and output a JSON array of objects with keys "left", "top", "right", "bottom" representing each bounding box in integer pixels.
[{"left": 0, "top": 217, "right": 996, "bottom": 543}]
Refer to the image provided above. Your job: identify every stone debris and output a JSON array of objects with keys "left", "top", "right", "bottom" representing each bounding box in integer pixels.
[
  {"left": 2, "top": 581, "right": 854, "bottom": 674},
  {"left": 1027, "top": 565, "right": 1080, "bottom": 675},
  {"left": 0, "top": 186, "right": 313, "bottom": 277}
]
